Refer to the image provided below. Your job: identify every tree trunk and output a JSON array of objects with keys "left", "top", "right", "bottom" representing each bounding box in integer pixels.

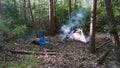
[
  {"left": 49, "top": 0, "right": 55, "bottom": 36},
  {"left": 28, "top": 0, "right": 38, "bottom": 37},
  {"left": 89, "top": 0, "right": 97, "bottom": 53},
  {"left": 74, "top": 0, "right": 77, "bottom": 10},
  {"left": 0, "top": 0, "right": 1, "bottom": 18},
  {"left": 104, "top": 0, "right": 120, "bottom": 48},
  {"left": 13, "top": 0, "right": 17, "bottom": 8},
  {"left": 68, "top": 0, "right": 71, "bottom": 19},
  {"left": 23, "top": 0, "right": 27, "bottom": 24},
  {"left": 13, "top": 0, "right": 19, "bottom": 19}
]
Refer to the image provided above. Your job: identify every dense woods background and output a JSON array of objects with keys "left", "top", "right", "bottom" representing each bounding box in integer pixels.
[{"left": 0, "top": 0, "right": 120, "bottom": 41}]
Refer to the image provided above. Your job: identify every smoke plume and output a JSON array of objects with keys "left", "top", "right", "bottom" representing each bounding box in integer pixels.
[{"left": 59, "top": 9, "right": 86, "bottom": 42}]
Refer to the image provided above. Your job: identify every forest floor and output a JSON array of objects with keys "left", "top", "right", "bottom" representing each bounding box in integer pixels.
[{"left": 1, "top": 32, "right": 120, "bottom": 68}]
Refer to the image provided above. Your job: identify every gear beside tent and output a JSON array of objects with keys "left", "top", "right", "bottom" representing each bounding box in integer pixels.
[{"left": 32, "top": 33, "right": 49, "bottom": 45}]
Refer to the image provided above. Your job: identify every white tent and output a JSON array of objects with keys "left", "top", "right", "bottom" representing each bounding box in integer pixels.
[{"left": 68, "top": 28, "right": 89, "bottom": 43}]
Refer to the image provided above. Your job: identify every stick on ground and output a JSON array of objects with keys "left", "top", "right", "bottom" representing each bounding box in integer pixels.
[
  {"left": 9, "top": 50, "right": 60, "bottom": 55},
  {"left": 96, "top": 40, "right": 112, "bottom": 50},
  {"left": 97, "top": 50, "right": 111, "bottom": 64}
]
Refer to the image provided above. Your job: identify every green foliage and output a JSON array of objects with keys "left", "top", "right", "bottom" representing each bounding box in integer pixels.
[
  {"left": 2, "top": 0, "right": 19, "bottom": 21},
  {"left": 5, "top": 55, "right": 39, "bottom": 68},
  {"left": 55, "top": 3, "right": 68, "bottom": 28},
  {"left": 12, "top": 25, "right": 28, "bottom": 36},
  {"left": 0, "top": 18, "right": 28, "bottom": 40},
  {"left": 0, "top": 0, "right": 28, "bottom": 40},
  {"left": 0, "top": 20, "right": 5, "bottom": 30},
  {"left": 104, "top": 25, "right": 120, "bottom": 33},
  {"left": 80, "top": 8, "right": 91, "bottom": 32}
]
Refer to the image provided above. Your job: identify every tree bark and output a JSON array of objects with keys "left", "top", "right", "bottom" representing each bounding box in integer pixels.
[
  {"left": 89, "top": 0, "right": 97, "bottom": 53},
  {"left": 49, "top": 0, "right": 56, "bottom": 36},
  {"left": 74, "top": 0, "right": 77, "bottom": 10},
  {"left": 28, "top": 0, "right": 38, "bottom": 37},
  {"left": 23, "top": 0, "right": 27, "bottom": 24},
  {"left": 0, "top": 0, "right": 2, "bottom": 18},
  {"left": 104, "top": 0, "right": 120, "bottom": 48},
  {"left": 13, "top": 0, "right": 19, "bottom": 19},
  {"left": 68, "top": 0, "right": 71, "bottom": 19}
]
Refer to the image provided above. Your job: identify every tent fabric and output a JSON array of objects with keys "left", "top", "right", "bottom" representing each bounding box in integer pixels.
[{"left": 68, "top": 28, "right": 89, "bottom": 43}]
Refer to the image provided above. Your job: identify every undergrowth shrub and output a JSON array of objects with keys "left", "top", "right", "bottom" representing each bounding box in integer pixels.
[
  {"left": 0, "top": 19, "right": 28, "bottom": 40},
  {"left": 104, "top": 25, "right": 120, "bottom": 33},
  {"left": 12, "top": 25, "right": 28, "bottom": 37}
]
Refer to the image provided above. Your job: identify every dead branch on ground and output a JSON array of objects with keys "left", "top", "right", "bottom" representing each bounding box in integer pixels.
[
  {"left": 9, "top": 50, "right": 60, "bottom": 55},
  {"left": 96, "top": 40, "right": 112, "bottom": 50},
  {"left": 97, "top": 50, "right": 111, "bottom": 64}
]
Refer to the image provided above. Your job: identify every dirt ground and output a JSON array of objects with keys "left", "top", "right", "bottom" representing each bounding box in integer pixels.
[{"left": 1, "top": 33, "right": 120, "bottom": 68}]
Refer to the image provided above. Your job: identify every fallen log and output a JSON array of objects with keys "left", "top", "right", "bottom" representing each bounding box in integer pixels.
[
  {"left": 43, "top": 49, "right": 57, "bottom": 52},
  {"left": 97, "top": 50, "right": 111, "bottom": 64},
  {"left": 6, "top": 54, "right": 21, "bottom": 59},
  {"left": 96, "top": 40, "right": 112, "bottom": 50},
  {"left": 9, "top": 50, "right": 60, "bottom": 55}
]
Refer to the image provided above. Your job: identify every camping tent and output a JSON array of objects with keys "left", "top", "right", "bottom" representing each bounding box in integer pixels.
[{"left": 68, "top": 28, "right": 89, "bottom": 43}]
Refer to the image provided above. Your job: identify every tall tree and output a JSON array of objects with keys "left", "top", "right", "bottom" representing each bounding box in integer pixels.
[
  {"left": 104, "top": 0, "right": 120, "bottom": 48},
  {"left": 23, "top": 0, "right": 27, "bottom": 23},
  {"left": 68, "top": 0, "right": 71, "bottom": 19},
  {"left": 28, "top": 0, "right": 38, "bottom": 37},
  {"left": 49, "top": 0, "right": 55, "bottom": 36},
  {"left": 89, "top": 0, "right": 97, "bottom": 53},
  {"left": 0, "top": 0, "right": 2, "bottom": 18},
  {"left": 74, "top": 0, "right": 77, "bottom": 10},
  {"left": 13, "top": 0, "right": 19, "bottom": 19}
]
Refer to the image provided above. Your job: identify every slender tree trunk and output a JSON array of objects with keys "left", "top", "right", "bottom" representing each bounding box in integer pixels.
[
  {"left": 28, "top": 0, "right": 38, "bottom": 37},
  {"left": 13, "top": 0, "right": 18, "bottom": 19},
  {"left": 53, "top": 0, "right": 57, "bottom": 33},
  {"left": 74, "top": 0, "right": 77, "bottom": 10},
  {"left": 104, "top": 0, "right": 120, "bottom": 48},
  {"left": 13, "top": 0, "right": 17, "bottom": 8},
  {"left": 0, "top": 0, "right": 2, "bottom": 18},
  {"left": 89, "top": 0, "right": 97, "bottom": 53},
  {"left": 49, "top": 0, "right": 55, "bottom": 36},
  {"left": 68, "top": 0, "right": 71, "bottom": 19},
  {"left": 23, "top": 0, "right": 27, "bottom": 23},
  {"left": 0, "top": 0, "right": 1, "bottom": 15}
]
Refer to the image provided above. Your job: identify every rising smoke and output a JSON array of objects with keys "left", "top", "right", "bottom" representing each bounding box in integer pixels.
[
  {"left": 58, "top": 0, "right": 92, "bottom": 42},
  {"left": 59, "top": 9, "right": 87, "bottom": 42}
]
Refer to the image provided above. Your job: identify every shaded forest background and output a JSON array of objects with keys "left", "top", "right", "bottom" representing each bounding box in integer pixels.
[{"left": 0, "top": 0, "right": 120, "bottom": 43}]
